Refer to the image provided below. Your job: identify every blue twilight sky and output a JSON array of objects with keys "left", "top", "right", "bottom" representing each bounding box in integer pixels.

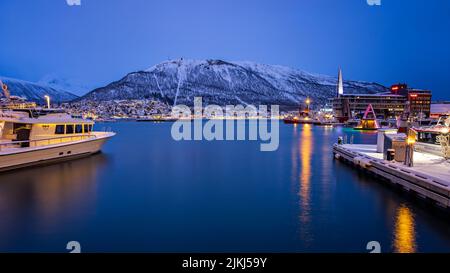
[{"left": 0, "top": 0, "right": 449, "bottom": 99}]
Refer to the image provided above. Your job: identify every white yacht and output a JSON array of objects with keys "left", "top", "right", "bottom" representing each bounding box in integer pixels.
[
  {"left": 0, "top": 107, "right": 115, "bottom": 172},
  {"left": 412, "top": 115, "right": 450, "bottom": 157}
]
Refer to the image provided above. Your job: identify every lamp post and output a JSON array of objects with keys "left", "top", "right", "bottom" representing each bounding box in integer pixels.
[
  {"left": 44, "top": 95, "right": 51, "bottom": 109},
  {"left": 305, "top": 97, "right": 311, "bottom": 112},
  {"left": 405, "top": 131, "right": 416, "bottom": 167}
]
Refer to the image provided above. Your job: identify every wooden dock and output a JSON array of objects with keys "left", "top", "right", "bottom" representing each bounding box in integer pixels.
[{"left": 333, "top": 144, "right": 450, "bottom": 208}]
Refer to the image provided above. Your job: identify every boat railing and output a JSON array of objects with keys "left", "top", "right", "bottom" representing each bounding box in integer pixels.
[
  {"left": 100, "top": 126, "right": 113, "bottom": 133},
  {"left": 0, "top": 134, "right": 97, "bottom": 151}
]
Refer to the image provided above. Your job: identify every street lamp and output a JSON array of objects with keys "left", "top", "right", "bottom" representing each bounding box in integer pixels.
[
  {"left": 305, "top": 97, "right": 311, "bottom": 112},
  {"left": 405, "top": 131, "right": 416, "bottom": 167},
  {"left": 44, "top": 95, "right": 51, "bottom": 109}
]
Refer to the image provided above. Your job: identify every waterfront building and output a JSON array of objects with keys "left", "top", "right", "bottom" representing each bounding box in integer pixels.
[
  {"left": 331, "top": 76, "right": 432, "bottom": 122},
  {"left": 391, "top": 84, "right": 432, "bottom": 119},
  {"left": 332, "top": 93, "right": 406, "bottom": 122}
]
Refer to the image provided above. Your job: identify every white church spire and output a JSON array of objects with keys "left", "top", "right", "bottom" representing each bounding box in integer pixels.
[{"left": 337, "top": 67, "right": 344, "bottom": 97}]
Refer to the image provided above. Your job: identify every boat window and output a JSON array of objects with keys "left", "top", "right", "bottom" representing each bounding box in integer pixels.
[
  {"left": 75, "top": 124, "right": 83, "bottom": 134},
  {"left": 84, "top": 124, "right": 89, "bottom": 133},
  {"left": 88, "top": 124, "right": 93, "bottom": 132},
  {"left": 418, "top": 132, "right": 440, "bottom": 145},
  {"left": 66, "top": 124, "right": 74, "bottom": 134},
  {"left": 55, "top": 125, "right": 65, "bottom": 134}
]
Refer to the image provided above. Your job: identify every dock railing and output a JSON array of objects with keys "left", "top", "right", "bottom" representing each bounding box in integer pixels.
[{"left": 0, "top": 134, "right": 97, "bottom": 151}]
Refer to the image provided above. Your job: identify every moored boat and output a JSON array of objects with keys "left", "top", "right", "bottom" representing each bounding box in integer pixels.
[
  {"left": 412, "top": 115, "right": 450, "bottom": 158},
  {"left": 0, "top": 107, "right": 115, "bottom": 172},
  {"left": 283, "top": 116, "right": 315, "bottom": 124}
]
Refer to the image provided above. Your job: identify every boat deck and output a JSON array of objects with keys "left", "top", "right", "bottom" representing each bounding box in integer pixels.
[{"left": 0, "top": 132, "right": 113, "bottom": 155}]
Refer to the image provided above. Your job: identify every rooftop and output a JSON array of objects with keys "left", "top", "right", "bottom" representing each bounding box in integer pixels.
[{"left": 431, "top": 103, "right": 450, "bottom": 114}]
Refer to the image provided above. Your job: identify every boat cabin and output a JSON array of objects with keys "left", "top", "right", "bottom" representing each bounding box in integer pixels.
[
  {"left": 414, "top": 116, "right": 450, "bottom": 145},
  {"left": 0, "top": 109, "right": 95, "bottom": 149}
]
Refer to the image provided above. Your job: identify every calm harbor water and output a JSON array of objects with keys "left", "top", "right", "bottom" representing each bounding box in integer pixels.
[{"left": 0, "top": 122, "right": 449, "bottom": 253}]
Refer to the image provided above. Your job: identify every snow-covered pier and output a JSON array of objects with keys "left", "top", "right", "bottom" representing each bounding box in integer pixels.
[{"left": 333, "top": 144, "right": 450, "bottom": 208}]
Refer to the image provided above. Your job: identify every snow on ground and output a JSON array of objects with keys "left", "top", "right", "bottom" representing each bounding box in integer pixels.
[
  {"left": 173, "top": 60, "right": 187, "bottom": 106},
  {"left": 341, "top": 144, "right": 450, "bottom": 184},
  {"left": 411, "top": 152, "right": 450, "bottom": 183},
  {"left": 234, "top": 96, "right": 250, "bottom": 106}
]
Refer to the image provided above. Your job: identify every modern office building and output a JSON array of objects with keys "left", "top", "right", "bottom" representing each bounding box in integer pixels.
[
  {"left": 392, "top": 84, "right": 432, "bottom": 119},
  {"left": 331, "top": 77, "right": 432, "bottom": 122}
]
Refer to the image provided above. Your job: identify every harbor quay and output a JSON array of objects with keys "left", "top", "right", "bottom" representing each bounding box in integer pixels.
[{"left": 333, "top": 142, "right": 450, "bottom": 208}]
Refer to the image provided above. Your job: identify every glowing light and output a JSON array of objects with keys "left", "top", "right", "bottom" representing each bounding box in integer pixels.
[
  {"left": 44, "top": 95, "right": 51, "bottom": 109},
  {"left": 394, "top": 205, "right": 417, "bottom": 253},
  {"left": 299, "top": 123, "right": 312, "bottom": 243}
]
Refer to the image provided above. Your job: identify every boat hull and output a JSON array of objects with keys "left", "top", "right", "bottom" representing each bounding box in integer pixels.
[
  {"left": 0, "top": 134, "right": 114, "bottom": 172},
  {"left": 353, "top": 127, "right": 379, "bottom": 131},
  {"left": 283, "top": 119, "right": 315, "bottom": 124}
]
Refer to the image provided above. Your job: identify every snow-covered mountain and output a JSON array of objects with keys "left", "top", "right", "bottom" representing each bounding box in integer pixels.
[
  {"left": 79, "top": 59, "right": 389, "bottom": 107},
  {"left": 0, "top": 76, "right": 78, "bottom": 103},
  {"left": 38, "top": 74, "right": 92, "bottom": 96}
]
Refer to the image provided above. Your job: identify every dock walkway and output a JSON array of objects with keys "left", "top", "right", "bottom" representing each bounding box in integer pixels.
[{"left": 333, "top": 144, "right": 450, "bottom": 208}]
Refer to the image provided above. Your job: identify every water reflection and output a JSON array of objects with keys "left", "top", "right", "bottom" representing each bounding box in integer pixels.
[
  {"left": 298, "top": 124, "right": 313, "bottom": 245},
  {"left": 320, "top": 127, "right": 332, "bottom": 204},
  {"left": 393, "top": 204, "right": 417, "bottom": 253},
  {"left": 0, "top": 153, "right": 109, "bottom": 247},
  {"left": 290, "top": 126, "right": 299, "bottom": 185}
]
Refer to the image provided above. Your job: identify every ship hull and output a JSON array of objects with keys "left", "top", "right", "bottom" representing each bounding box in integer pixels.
[
  {"left": 0, "top": 133, "right": 114, "bottom": 172},
  {"left": 283, "top": 119, "right": 315, "bottom": 124},
  {"left": 353, "top": 127, "right": 379, "bottom": 131}
]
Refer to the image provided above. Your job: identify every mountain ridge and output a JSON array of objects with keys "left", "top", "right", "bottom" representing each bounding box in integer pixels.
[
  {"left": 0, "top": 76, "right": 78, "bottom": 103},
  {"left": 78, "top": 59, "right": 389, "bottom": 107},
  {"left": 37, "top": 73, "right": 93, "bottom": 96}
]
